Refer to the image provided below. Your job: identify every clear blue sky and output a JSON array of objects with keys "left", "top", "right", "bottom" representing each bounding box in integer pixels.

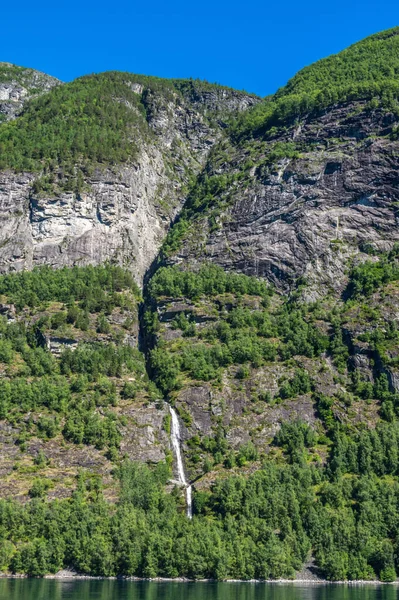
[{"left": 1, "top": 0, "right": 398, "bottom": 97}]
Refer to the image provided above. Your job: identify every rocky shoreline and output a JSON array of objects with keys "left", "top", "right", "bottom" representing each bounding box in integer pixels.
[{"left": 0, "top": 570, "right": 397, "bottom": 585}]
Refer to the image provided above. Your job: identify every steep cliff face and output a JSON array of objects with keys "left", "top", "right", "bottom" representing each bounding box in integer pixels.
[
  {"left": 0, "top": 156, "right": 176, "bottom": 283},
  {"left": 0, "top": 62, "right": 59, "bottom": 121},
  {"left": 170, "top": 101, "right": 399, "bottom": 295},
  {"left": 0, "top": 74, "right": 258, "bottom": 284}
]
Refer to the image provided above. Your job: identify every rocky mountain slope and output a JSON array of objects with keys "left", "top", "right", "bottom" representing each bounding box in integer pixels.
[
  {"left": 164, "top": 28, "right": 399, "bottom": 296},
  {"left": 2, "top": 27, "right": 399, "bottom": 581},
  {"left": 169, "top": 102, "right": 399, "bottom": 296},
  {"left": 0, "top": 72, "right": 258, "bottom": 283}
]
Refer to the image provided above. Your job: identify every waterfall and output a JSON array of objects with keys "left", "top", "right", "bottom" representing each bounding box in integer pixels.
[{"left": 169, "top": 405, "right": 192, "bottom": 519}]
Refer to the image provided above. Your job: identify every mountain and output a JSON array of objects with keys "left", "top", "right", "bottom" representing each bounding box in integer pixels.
[
  {"left": 0, "top": 72, "right": 257, "bottom": 283},
  {"left": 1, "top": 29, "right": 399, "bottom": 581},
  {"left": 165, "top": 26, "right": 399, "bottom": 295}
]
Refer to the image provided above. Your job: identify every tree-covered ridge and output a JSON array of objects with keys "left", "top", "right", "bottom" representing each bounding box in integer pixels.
[
  {"left": 120, "top": 72, "right": 255, "bottom": 98},
  {"left": 232, "top": 27, "right": 399, "bottom": 139},
  {"left": 0, "top": 69, "right": 255, "bottom": 179},
  {"left": 0, "top": 263, "right": 140, "bottom": 309},
  {"left": 0, "top": 72, "right": 151, "bottom": 174},
  {"left": 148, "top": 264, "right": 271, "bottom": 299},
  {"left": 158, "top": 29, "right": 399, "bottom": 264},
  {"left": 277, "top": 27, "right": 399, "bottom": 99}
]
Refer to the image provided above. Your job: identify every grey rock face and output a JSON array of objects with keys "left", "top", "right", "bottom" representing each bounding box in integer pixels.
[
  {"left": 25, "top": 151, "right": 171, "bottom": 283},
  {"left": 174, "top": 102, "right": 399, "bottom": 294}
]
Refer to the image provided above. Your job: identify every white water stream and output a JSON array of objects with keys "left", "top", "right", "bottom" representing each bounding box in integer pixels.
[{"left": 169, "top": 406, "right": 192, "bottom": 519}]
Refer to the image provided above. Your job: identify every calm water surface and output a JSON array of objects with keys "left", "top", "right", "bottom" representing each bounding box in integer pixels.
[{"left": 0, "top": 581, "right": 397, "bottom": 600}]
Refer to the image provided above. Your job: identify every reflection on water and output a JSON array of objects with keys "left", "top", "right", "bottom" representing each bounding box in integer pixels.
[{"left": 0, "top": 580, "right": 396, "bottom": 600}]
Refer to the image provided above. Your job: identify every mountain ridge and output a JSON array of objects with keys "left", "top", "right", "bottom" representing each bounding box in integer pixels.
[{"left": 0, "top": 70, "right": 258, "bottom": 284}]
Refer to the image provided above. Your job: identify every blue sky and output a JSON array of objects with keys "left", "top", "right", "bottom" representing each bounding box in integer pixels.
[{"left": 1, "top": 0, "right": 399, "bottom": 97}]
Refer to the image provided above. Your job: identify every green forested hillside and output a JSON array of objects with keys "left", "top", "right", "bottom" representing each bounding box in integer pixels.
[
  {"left": 0, "top": 253, "right": 394, "bottom": 581},
  {"left": 135, "top": 245, "right": 399, "bottom": 581},
  {"left": 0, "top": 264, "right": 156, "bottom": 497},
  {"left": 232, "top": 26, "right": 399, "bottom": 138},
  {"left": 5, "top": 260, "right": 399, "bottom": 580},
  {"left": 0, "top": 71, "right": 252, "bottom": 181},
  {"left": 3, "top": 423, "right": 399, "bottom": 580},
  {"left": 0, "top": 73, "right": 149, "bottom": 176}
]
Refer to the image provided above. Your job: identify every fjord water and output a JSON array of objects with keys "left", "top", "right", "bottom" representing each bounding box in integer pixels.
[{"left": 0, "top": 581, "right": 397, "bottom": 600}]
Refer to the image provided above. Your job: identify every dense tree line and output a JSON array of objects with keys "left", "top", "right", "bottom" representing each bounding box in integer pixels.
[
  {"left": 148, "top": 265, "right": 271, "bottom": 300},
  {"left": 0, "top": 263, "right": 139, "bottom": 310},
  {"left": 2, "top": 438, "right": 399, "bottom": 581}
]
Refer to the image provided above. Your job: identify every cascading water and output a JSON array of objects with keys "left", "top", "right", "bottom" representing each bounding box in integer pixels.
[{"left": 169, "top": 405, "right": 192, "bottom": 519}]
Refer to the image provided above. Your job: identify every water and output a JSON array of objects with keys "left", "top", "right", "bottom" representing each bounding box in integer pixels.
[
  {"left": 169, "top": 405, "right": 192, "bottom": 518},
  {"left": 0, "top": 580, "right": 396, "bottom": 600}
]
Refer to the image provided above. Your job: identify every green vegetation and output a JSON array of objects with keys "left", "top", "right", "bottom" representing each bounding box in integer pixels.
[
  {"left": 232, "top": 27, "right": 399, "bottom": 139},
  {"left": 0, "top": 263, "right": 140, "bottom": 309},
  {"left": 149, "top": 264, "right": 271, "bottom": 300},
  {"left": 160, "top": 172, "right": 244, "bottom": 258},
  {"left": 146, "top": 257, "right": 399, "bottom": 497},
  {"left": 0, "top": 264, "right": 146, "bottom": 456},
  {"left": 0, "top": 72, "right": 149, "bottom": 182},
  {"left": 148, "top": 266, "right": 327, "bottom": 395},
  {"left": 346, "top": 244, "right": 399, "bottom": 298}
]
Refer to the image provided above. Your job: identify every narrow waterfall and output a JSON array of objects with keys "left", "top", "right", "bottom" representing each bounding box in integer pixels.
[{"left": 169, "top": 405, "right": 192, "bottom": 519}]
